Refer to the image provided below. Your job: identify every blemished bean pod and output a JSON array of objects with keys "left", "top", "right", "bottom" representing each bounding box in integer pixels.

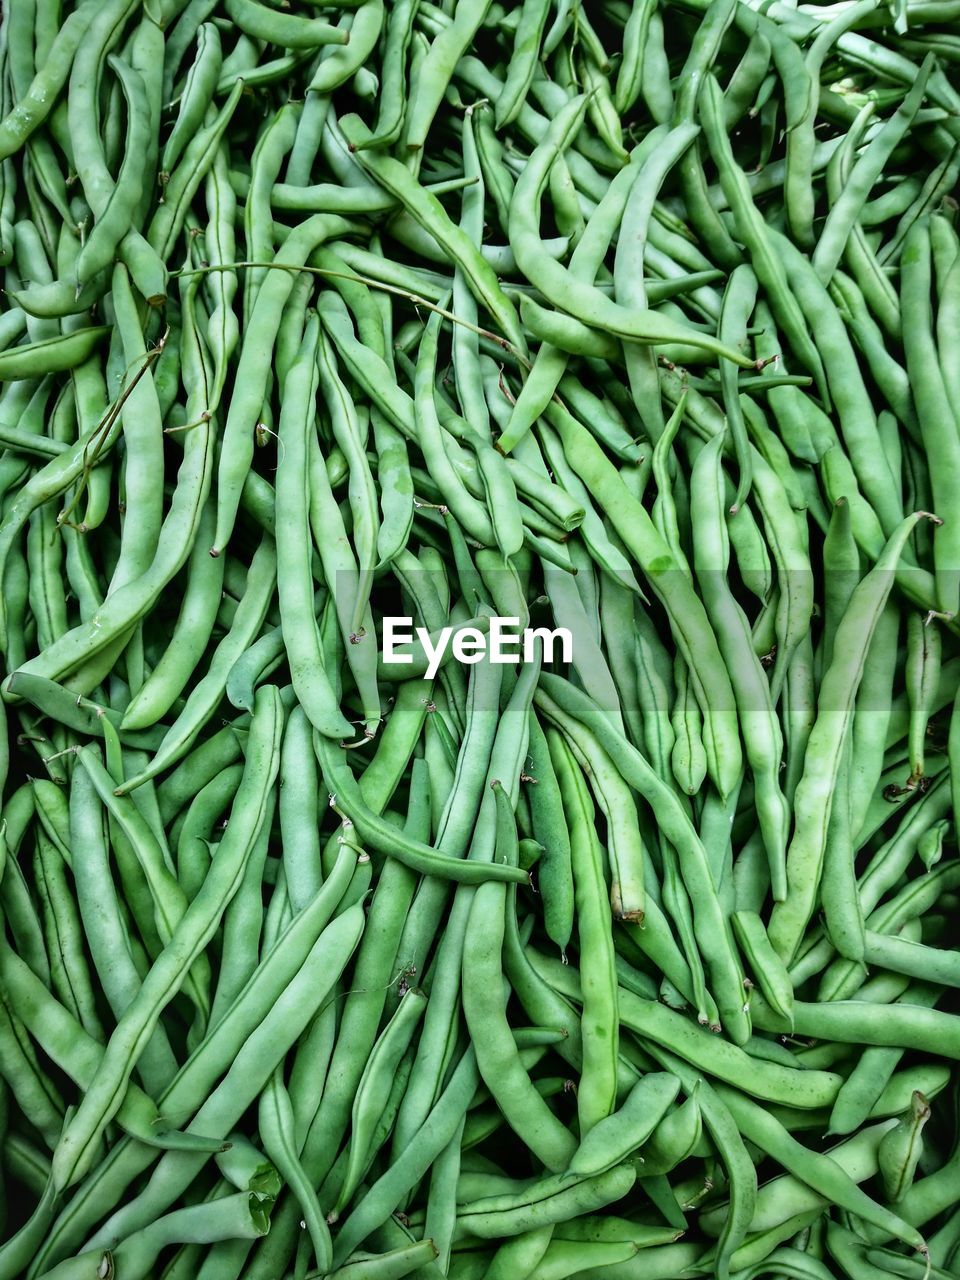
[{"left": 878, "top": 1089, "right": 932, "bottom": 1204}]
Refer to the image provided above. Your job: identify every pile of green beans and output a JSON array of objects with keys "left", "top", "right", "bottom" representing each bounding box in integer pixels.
[{"left": 1, "top": 0, "right": 960, "bottom": 1276}]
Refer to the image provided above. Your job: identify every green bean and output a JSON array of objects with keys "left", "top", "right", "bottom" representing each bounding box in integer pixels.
[
  {"left": 162, "top": 22, "right": 221, "bottom": 172},
  {"left": 634, "top": 1087, "right": 704, "bottom": 1179},
  {"left": 768, "top": 511, "right": 938, "bottom": 963},
  {"left": 614, "top": 125, "right": 697, "bottom": 443},
  {"left": 0, "top": 995, "right": 64, "bottom": 1152},
  {"left": 200, "top": 147, "right": 239, "bottom": 410},
  {"left": 223, "top": 0, "right": 347, "bottom": 46},
  {"left": 524, "top": 715, "right": 574, "bottom": 955},
  {"left": 320, "top": 736, "right": 528, "bottom": 888},
  {"left": 371, "top": 411, "right": 414, "bottom": 569},
  {"left": 149, "top": 80, "right": 244, "bottom": 265},
  {"left": 80, "top": 910, "right": 365, "bottom": 1265},
  {"left": 402, "top": 0, "right": 492, "bottom": 153},
  {"left": 722, "top": 25, "right": 772, "bottom": 130},
  {"left": 242, "top": 103, "right": 300, "bottom": 329},
  {"left": 668, "top": 0, "right": 741, "bottom": 270},
  {"left": 4, "top": 403, "right": 213, "bottom": 696},
  {"left": 116, "top": 535, "right": 277, "bottom": 792},
  {"left": 72, "top": 57, "right": 148, "bottom": 294},
  {"left": 546, "top": 405, "right": 743, "bottom": 802},
  {"left": 567, "top": 1073, "right": 680, "bottom": 1180},
  {"left": 310, "top": 1, "right": 384, "bottom": 96},
  {"left": 0, "top": 826, "right": 49, "bottom": 992},
  {"left": 330, "top": 1048, "right": 480, "bottom": 1267},
  {"left": 27, "top": 860, "right": 335, "bottom": 1269},
  {"left": 120, "top": 504, "right": 225, "bottom": 730},
  {"left": 246, "top": 316, "right": 351, "bottom": 739},
  {"left": 260, "top": 1066, "right": 332, "bottom": 1273},
  {"left": 48, "top": 686, "right": 282, "bottom": 1192},
  {"left": 700, "top": 75, "right": 828, "bottom": 403},
  {"left": 0, "top": 937, "right": 219, "bottom": 1155},
  {"left": 717, "top": 1084, "right": 925, "bottom": 1249},
  {"left": 0, "top": 1, "right": 959, "bottom": 1268},
  {"left": 691, "top": 432, "right": 789, "bottom": 896},
  {"left": 108, "top": 264, "right": 166, "bottom": 593},
  {"left": 210, "top": 214, "right": 352, "bottom": 557},
  {"left": 350, "top": 0, "right": 417, "bottom": 150},
  {"left": 315, "top": 329, "right": 379, "bottom": 640},
  {"left": 300, "top": 804, "right": 424, "bottom": 1214},
  {"left": 782, "top": 3, "right": 870, "bottom": 242},
  {"left": 825, "top": 130, "right": 902, "bottom": 343},
  {"left": 536, "top": 677, "right": 748, "bottom": 1042},
  {"left": 388, "top": 663, "right": 540, "bottom": 1192},
  {"left": 0, "top": 6, "right": 96, "bottom": 160},
  {"left": 878, "top": 1088, "right": 931, "bottom": 1204},
  {"left": 813, "top": 58, "right": 934, "bottom": 286},
  {"left": 899, "top": 220, "right": 960, "bottom": 616},
  {"left": 614, "top": 0, "right": 655, "bottom": 113},
  {"left": 904, "top": 611, "right": 941, "bottom": 786},
  {"left": 0, "top": 326, "right": 108, "bottom": 383},
  {"left": 510, "top": 100, "right": 754, "bottom": 366},
  {"left": 546, "top": 733, "right": 619, "bottom": 1130},
  {"left": 732, "top": 910, "right": 793, "bottom": 1026},
  {"left": 753, "top": 974, "right": 960, "bottom": 1061},
  {"left": 314, "top": 1240, "right": 442, "bottom": 1280},
  {"left": 344, "top": 129, "right": 522, "bottom": 354},
  {"left": 464, "top": 779, "right": 578, "bottom": 1168},
  {"left": 549, "top": 949, "right": 839, "bottom": 1107},
  {"left": 481, "top": 1226, "right": 554, "bottom": 1280},
  {"left": 32, "top": 829, "right": 104, "bottom": 1042},
  {"left": 334, "top": 987, "right": 427, "bottom": 1217},
  {"left": 453, "top": 1164, "right": 637, "bottom": 1244}
]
